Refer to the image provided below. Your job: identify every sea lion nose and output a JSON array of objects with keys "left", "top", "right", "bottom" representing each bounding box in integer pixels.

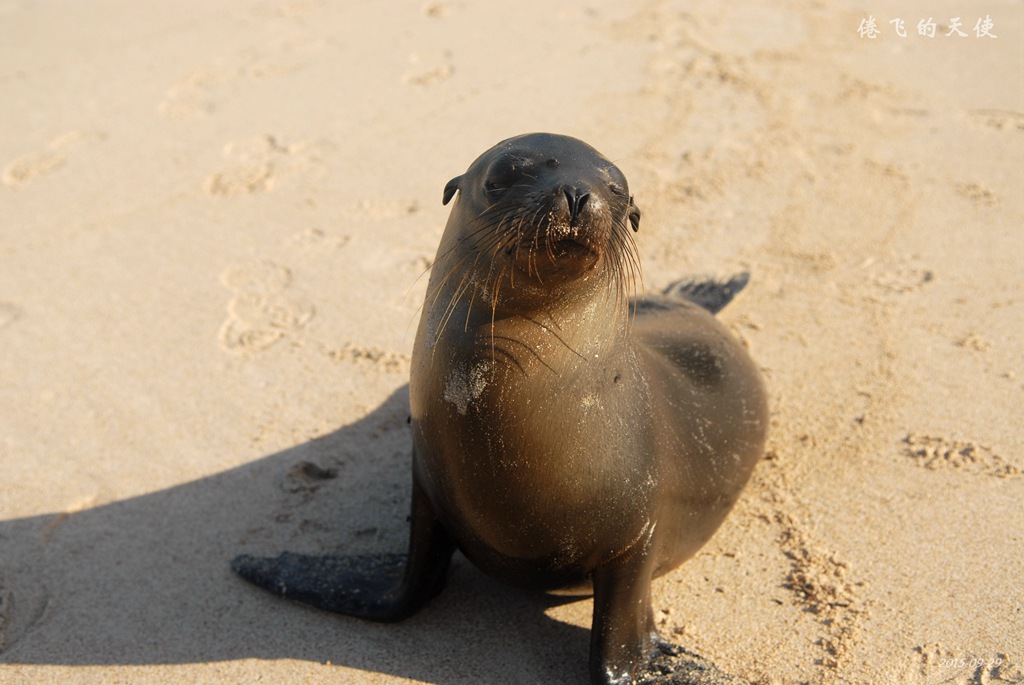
[{"left": 564, "top": 187, "right": 590, "bottom": 222}]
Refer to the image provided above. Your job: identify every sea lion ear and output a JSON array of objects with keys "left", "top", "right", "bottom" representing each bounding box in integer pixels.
[
  {"left": 442, "top": 176, "right": 463, "bottom": 205},
  {"left": 628, "top": 197, "right": 641, "bottom": 232}
]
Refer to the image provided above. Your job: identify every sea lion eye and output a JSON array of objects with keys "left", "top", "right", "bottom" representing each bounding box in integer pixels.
[
  {"left": 485, "top": 165, "right": 520, "bottom": 193},
  {"left": 485, "top": 155, "right": 531, "bottom": 195},
  {"left": 608, "top": 182, "right": 627, "bottom": 198}
]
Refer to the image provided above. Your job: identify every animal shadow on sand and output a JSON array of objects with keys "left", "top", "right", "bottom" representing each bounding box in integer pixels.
[{"left": 0, "top": 386, "right": 592, "bottom": 683}]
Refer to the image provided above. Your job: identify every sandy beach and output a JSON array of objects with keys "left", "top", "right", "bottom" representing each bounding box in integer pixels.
[{"left": 2, "top": 1, "right": 1022, "bottom": 683}]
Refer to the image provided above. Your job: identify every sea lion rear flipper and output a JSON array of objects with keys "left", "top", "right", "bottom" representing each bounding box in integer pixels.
[
  {"left": 232, "top": 480, "right": 456, "bottom": 622},
  {"left": 662, "top": 272, "right": 750, "bottom": 315}
]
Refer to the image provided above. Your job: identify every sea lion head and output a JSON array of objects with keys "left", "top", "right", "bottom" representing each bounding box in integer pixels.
[{"left": 435, "top": 133, "right": 641, "bottom": 312}]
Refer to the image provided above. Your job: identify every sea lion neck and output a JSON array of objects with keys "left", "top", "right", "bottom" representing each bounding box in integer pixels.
[
  {"left": 471, "top": 282, "right": 629, "bottom": 361},
  {"left": 421, "top": 253, "right": 630, "bottom": 371}
]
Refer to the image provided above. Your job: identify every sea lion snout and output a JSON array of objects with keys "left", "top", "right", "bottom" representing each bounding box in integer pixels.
[
  {"left": 562, "top": 186, "right": 591, "bottom": 223},
  {"left": 565, "top": 185, "right": 598, "bottom": 225},
  {"left": 437, "top": 136, "right": 641, "bottom": 291}
]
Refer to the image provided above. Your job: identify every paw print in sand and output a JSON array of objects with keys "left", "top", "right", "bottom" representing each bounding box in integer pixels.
[{"left": 218, "top": 260, "right": 314, "bottom": 354}]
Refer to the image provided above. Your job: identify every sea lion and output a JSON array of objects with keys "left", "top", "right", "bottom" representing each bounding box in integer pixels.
[{"left": 233, "top": 133, "right": 769, "bottom": 685}]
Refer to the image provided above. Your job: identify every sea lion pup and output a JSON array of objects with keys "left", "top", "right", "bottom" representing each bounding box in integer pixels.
[{"left": 233, "top": 133, "right": 769, "bottom": 685}]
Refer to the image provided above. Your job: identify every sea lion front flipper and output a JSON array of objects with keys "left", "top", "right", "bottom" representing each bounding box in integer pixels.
[
  {"left": 589, "top": 539, "right": 752, "bottom": 685},
  {"left": 232, "top": 478, "right": 456, "bottom": 623},
  {"left": 637, "top": 644, "right": 752, "bottom": 685},
  {"left": 589, "top": 538, "right": 660, "bottom": 685}
]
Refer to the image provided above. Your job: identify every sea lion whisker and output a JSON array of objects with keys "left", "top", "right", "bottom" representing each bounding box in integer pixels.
[
  {"left": 403, "top": 256, "right": 437, "bottom": 305},
  {"left": 477, "top": 250, "right": 507, "bottom": 310},
  {"left": 461, "top": 287, "right": 478, "bottom": 332},
  {"left": 495, "top": 233, "right": 521, "bottom": 290},
  {"left": 529, "top": 206, "right": 547, "bottom": 282},
  {"left": 520, "top": 315, "right": 587, "bottom": 361},
  {"left": 433, "top": 250, "right": 492, "bottom": 343},
  {"left": 411, "top": 244, "right": 493, "bottom": 342},
  {"left": 599, "top": 228, "right": 626, "bottom": 317},
  {"left": 486, "top": 334, "right": 557, "bottom": 374},
  {"left": 441, "top": 205, "right": 529, "bottom": 264},
  {"left": 477, "top": 202, "right": 531, "bottom": 232},
  {"left": 609, "top": 220, "right": 644, "bottom": 324},
  {"left": 426, "top": 251, "right": 476, "bottom": 310},
  {"left": 433, "top": 276, "right": 473, "bottom": 344},
  {"left": 488, "top": 264, "right": 508, "bottom": 363}
]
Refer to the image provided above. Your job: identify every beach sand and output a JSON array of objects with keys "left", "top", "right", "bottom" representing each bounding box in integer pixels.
[{"left": 1, "top": 1, "right": 1021, "bottom": 683}]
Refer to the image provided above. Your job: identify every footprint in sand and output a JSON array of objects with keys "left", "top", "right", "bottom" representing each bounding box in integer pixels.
[
  {"left": 218, "top": 260, "right": 315, "bottom": 354},
  {"left": 0, "top": 301, "right": 23, "bottom": 329},
  {"left": 422, "top": 1, "right": 456, "bottom": 18},
  {"left": 204, "top": 134, "right": 327, "bottom": 197},
  {"left": 159, "top": 34, "right": 326, "bottom": 120},
  {"left": 966, "top": 109, "right": 1024, "bottom": 133},
  {"left": 902, "top": 433, "right": 1021, "bottom": 479},
  {"left": 775, "top": 512, "right": 865, "bottom": 670},
  {"left": 327, "top": 343, "right": 411, "bottom": 374},
  {"left": 159, "top": 62, "right": 306, "bottom": 120},
  {"left": 2, "top": 130, "right": 106, "bottom": 186},
  {"left": 0, "top": 570, "right": 51, "bottom": 653},
  {"left": 286, "top": 227, "right": 351, "bottom": 250},
  {"left": 402, "top": 50, "right": 455, "bottom": 86},
  {"left": 157, "top": 68, "right": 225, "bottom": 119},
  {"left": 954, "top": 331, "right": 991, "bottom": 352},
  {"left": 860, "top": 255, "right": 935, "bottom": 296},
  {"left": 954, "top": 181, "right": 998, "bottom": 206}
]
